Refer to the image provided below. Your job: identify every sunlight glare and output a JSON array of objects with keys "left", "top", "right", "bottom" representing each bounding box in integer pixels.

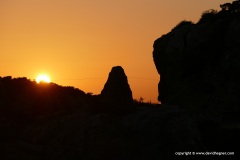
[{"left": 36, "top": 74, "right": 51, "bottom": 83}]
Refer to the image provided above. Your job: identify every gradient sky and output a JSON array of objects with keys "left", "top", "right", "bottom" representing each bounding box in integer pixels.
[{"left": 0, "top": 0, "right": 231, "bottom": 103}]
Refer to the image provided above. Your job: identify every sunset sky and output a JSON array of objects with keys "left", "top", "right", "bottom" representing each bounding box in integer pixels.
[{"left": 0, "top": 0, "right": 231, "bottom": 103}]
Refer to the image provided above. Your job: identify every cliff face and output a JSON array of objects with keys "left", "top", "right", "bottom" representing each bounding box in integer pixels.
[{"left": 153, "top": 12, "right": 240, "bottom": 121}]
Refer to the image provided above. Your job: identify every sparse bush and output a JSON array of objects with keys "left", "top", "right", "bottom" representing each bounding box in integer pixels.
[
  {"left": 172, "top": 20, "right": 194, "bottom": 31},
  {"left": 220, "top": 0, "right": 240, "bottom": 13},
  {"left": 198, "top": 9, "right": 218, "bottom": 24},
  {"left": 220, "top": 3, "right": 232, "bottom": 11}
]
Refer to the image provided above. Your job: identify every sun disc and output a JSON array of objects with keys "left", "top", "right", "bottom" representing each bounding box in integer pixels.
[{"left": 36, "top": 74, "right": 51, "bottom": 83}]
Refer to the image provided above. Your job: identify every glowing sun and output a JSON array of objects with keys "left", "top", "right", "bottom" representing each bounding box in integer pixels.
[{"left": 36, "top": 74, "right": 51, "bottom": 83}]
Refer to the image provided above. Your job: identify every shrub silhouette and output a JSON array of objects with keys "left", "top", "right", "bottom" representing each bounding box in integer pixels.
[
  {"left": 172, "top": 20, "right": 194, "bottom": 31},
  {"left": 220, "top": 3, "right": 232, "bottom": 11},
  {"left": 198, "top": 9, "right": 218, "bottom": 24},
  {"left": 220, "top": 0, "right": 240, "bottom": 13}
]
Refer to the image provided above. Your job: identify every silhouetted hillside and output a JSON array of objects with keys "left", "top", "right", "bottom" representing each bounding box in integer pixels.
[
  {"left": 153, "top": 0, "right": 240, "bottom": 153},
  {"left": 0, "top": 76, "right": 87, "bottom": 116},
  {"left": 0, "top": 76, "right": 89, "bottom": 147},
  {"left": 0, "top": 73, "right": 203, "bottom": 159}
]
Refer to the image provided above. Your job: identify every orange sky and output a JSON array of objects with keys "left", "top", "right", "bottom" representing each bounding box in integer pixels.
[{"left": 0, "top": 0, "right": 231, "bottom": 103}]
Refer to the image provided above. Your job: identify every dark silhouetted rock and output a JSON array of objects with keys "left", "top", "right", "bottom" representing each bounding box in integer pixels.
[
  {"left": 101, "top": 66, "right": 133, "bottom": 112},
  {"left": 153, "top": 3, "right": 240, "bottom": 152},
  {"left": 153, "top": 2, "right": 240, "bottom": 123}
]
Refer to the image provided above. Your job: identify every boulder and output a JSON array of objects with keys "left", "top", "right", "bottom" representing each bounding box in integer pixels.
[{"left": 101, "top": 66, "right": 133, "bottom": 112}]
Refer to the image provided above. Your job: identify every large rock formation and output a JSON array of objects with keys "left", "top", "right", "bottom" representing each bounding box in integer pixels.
[
  {"left": 101, "top": 66, "right": 133, "bottom": 111},
  {"left": 153, "top": 3, "right": 240, "bottom": 123}
]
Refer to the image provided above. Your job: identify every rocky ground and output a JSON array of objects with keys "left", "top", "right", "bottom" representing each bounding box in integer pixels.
[{"left": 2, "top": 105, "right": 205, "bottom": 160}]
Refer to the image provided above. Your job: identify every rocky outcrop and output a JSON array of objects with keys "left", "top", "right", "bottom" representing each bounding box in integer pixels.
[
  {"left": 101, "top": 66, "right": 133, "bottom": 112},
  {"left": 153, "top": 7, "right": 240, "bottom": 122}
]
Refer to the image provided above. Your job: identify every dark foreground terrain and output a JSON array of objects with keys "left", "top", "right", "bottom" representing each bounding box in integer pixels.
[
  {"left": 0, "top": 77, "right": 238, "bottom": 159},
  {"left": 1, "top": 1, "right": 240, "bottom": 159}
]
